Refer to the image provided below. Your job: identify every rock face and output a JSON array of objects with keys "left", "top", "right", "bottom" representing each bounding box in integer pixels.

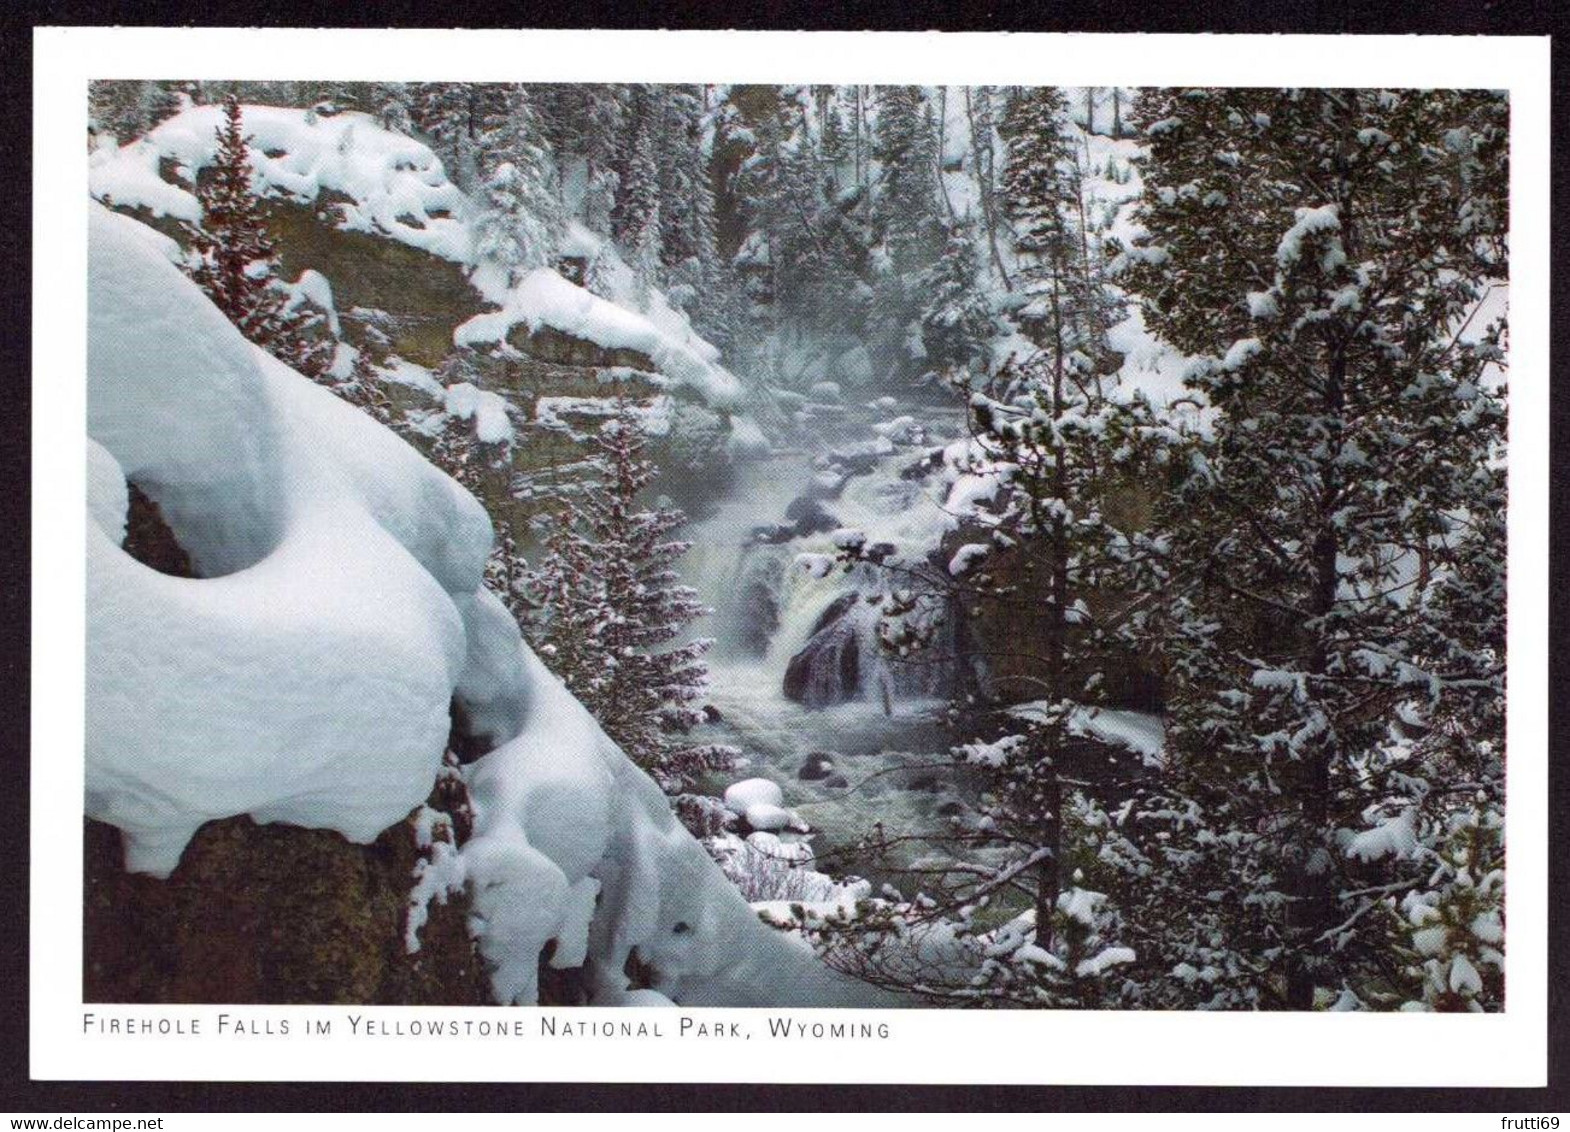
[
  {"left": 782, "top": 594, "right": 865, "bottom": 707},
  {"left": 83, "top": 804, "right": 492, "bottom": 1005},
  {"left": 86, "top": 468, "right": 499, "bottom": 1006},
  {"left": 265, "top": 199, "right": 481, "bottom": 370},
  {"left": 798, "top": 752, "right": 837, "bottom": 781},
  {"left": 506, "top": 323, "right": 656, "bottom": 373},
  {"left": 122, "top": 484, "right": 195, "bottom": 578}
]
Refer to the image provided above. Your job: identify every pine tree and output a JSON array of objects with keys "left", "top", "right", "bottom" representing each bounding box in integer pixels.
[
  {"left": 370, "top": 81, "right": 414, "bottom": 135},
  {"left": 186, "top": 95, "right": 331, "bottom": 377},
  {"left": 612, "top": 91, "right": 663, "bottom": 304},
  {"left": 413, "top": 82, "right": 479, "bottom": 192},
  {"left": 524, "top": 403, "right": 736, "bottom": 793},
  {"left": 577, "top": 85, "right": 629, "bottom": 241},
  {"left": 963, "top": 86, "right": 1013, "bottom": 290},
  {"left": 867, "top": 86, "right": 946, "bottom": 385},
  {"left": 819, "top": 88, "right": 852, "bottom": 189},
  {"left": 918, "top": 220, "right": 995, "bottom": 374},
  {"left": 870, "top": 86, "right": 944, "bottom": 277},
  {"left": 88, "top": 80, "right": 182, "bottom": 147},
  {"left": 1117, "top": 87, "right": 1508, "bottom": 1010},
  {"left": 473, "top": 84, "right": 563, "bottom": 285},
  {"left": 653, "top": 85, "right": 720, "bottom": 318},
  {"left": 998, "top": 87, "right": 1080, "bottom": 331}
]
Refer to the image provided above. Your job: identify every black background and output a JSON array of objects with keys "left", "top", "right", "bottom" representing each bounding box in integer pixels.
[{"left": 1, "top": 0, "right": 1562, "bottom": 1114}]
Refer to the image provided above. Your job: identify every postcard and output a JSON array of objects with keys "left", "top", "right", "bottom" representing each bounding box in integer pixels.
[{"left": 28, "top": 26, "right": 1552, "bottom": 1089}]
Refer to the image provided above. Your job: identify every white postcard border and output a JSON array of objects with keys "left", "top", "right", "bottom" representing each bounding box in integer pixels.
[{"left": 30, "top": 26, "right": 1552, "bottom": 1087}]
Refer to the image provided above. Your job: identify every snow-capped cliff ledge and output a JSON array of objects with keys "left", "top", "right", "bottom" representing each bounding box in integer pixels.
[
  {"left": 88, "top": 102, "right": 749, "bottom": 419},
  {"left": 85, "top": 202, "right": 865, "bottom": 1008}
]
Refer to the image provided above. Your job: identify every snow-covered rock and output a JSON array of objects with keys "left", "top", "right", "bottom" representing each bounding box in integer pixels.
[
  {"left": 89, "top": 103, "right": 473, "bottom": 263},
  {"left": 444, "top": 381, "right": 513, "bottom": 445},
  {"left": 454, "top": 266, "right": 742, "bottom": 411},
  {"left": 88, "top": 203, "right": 482, "bottom": 876},
  {"left": 723, "top": 777, "right": 784, "bottom": 815},
  {"left": 89, "top": 103, "right": 753, "bottom": 436},
  {"left": 86, "top": 203, "right": 868, "bottom": 1008}
]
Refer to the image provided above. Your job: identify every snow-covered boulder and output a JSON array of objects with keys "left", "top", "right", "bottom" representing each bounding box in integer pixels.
[
  {"left": 89, "top": 103, "right": 473, "bottom": 263},
  {"left": 86, "top": 203, "right": 870, "bottom": 1008},
  {"left": 88, "top": 203, "right": 485, "bottom": 876},
  {"left": 454, "top": 265, "right": 743, "bottom": 411},
  {"left": 723, "top": 777, "right": 784, "bottom": 814}
]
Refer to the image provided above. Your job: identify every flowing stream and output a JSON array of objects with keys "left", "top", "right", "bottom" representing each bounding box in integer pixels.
[{"left": 678, "top": 398, "right": 982, "bottom": 885}]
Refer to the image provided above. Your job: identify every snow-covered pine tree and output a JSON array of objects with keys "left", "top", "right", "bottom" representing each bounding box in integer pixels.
[
  {"left": 918, "top": 219, "right": 996, "bottom": 375},
  {"left": 186, "top": 95, "right": 332, "bottom": 378},
  {"left": 577, "top": 85, "right": 629, "bottom": 244},
  {"left": 963, "top": 86, "right": 1013, "bottom": 291},
  {"left": 818, "top": 89, "right": 852, "bottom": 190},
  {"left": 88, "top": 80, "right": 183, "bottom": 148},
  {"left": 612, "top": 90, "right": 663, "bottom": 305},
  {"left": 370, "top": 81, "right": 414, "bottom": 135},
  {"left": 870, "top": 87, "right": 945, "bottom": 278},
  {"left": 473, "top": 84, "right": 564, "bottom": 286},
  {"left": 1118, "top": 87, "right": 1508, "bottom": 1010},
  {"left": 998, "top": 87, "right": 1082, "bottom": 333},
  {"left": 867, "top": 86, "right": 946, "bottom": 385},
  {"left": 524, "top": 402, "right": 736, "bottom": 794},
  {"left": 412, "top": 82, "right": 479, "bottom": 192},
  {"left": 653, "top": 85, "right": 721, "bottom": 319},
  {"left": 757, "top": 89, "right": 857, "bottom": 338}
]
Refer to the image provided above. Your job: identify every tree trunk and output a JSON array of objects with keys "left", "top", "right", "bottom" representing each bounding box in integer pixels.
[
  {"left": 1285, "top": 351, "right": 1346, "bottom": 1010},
  {"left": 1035, "top": 269, "right": 1071, "bottom": 952},
  {"left": 965, "top": 87, "right": 1013, "bottom": 292}
]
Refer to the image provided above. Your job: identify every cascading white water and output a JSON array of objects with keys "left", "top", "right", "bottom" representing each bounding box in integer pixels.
[{"left": 677, "top": 404, "right": 980, "bottom": 880}]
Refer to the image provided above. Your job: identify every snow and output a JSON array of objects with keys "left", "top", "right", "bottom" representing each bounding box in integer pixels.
[
  {"left": 1344, "top": 808, "right": 1419, "bottom": 862},
  {"left": 404, "top": 805, "right": 467, "bottom": 955},
  {"left": 726, "top": 413, "right": 771, "bottom": 456},
  {"left": 1106, "top": 305, "right": 1205, "bottom": 413},
  {"left": 1058, "top": 887, "right": 1103, "bottom": 927},
  {"left": 1076, "top": 946, "right": 1137, "bottom": 979},
  {"left": 86, "top": 438, "right": 128, "bottom": 544},
  {"left": 444, "top": 381, "right": 514, "bottom": 445},
  {"left": 1275, "top": 204, "right": 1342, "bottom": 268},
  {"left": 454, "top": 267, "right": 743, "bottom": 411},
  {"left": 958, "top": 734, "right": 1026, "bottom": 769},
  {"left": 1448, "top": 953, "right": 1482, "bottom": 995},
  {"left": 88, "top": 204, "right": 867, "bottom": 1007},
  {"left": 533, "top": 394, "right": 673, "bottom": 439},
  {"left": 1246, "top": 290, "right": 1280, "bottom": 319},
  {"left": 1221, "top": 337, "right": 1263, "bottom": 371},
  {"left": 285, "top": 268, "right": 341, "bottom": 338},
  {"left": 947, "top": 542, "right": 991, "bottom": 577},
  {"left": 742, "top": 803, "right": 801, "bottom": 833},
  {"left": 88, "top": 203, "right": 480, "bottom": 876},
  {"left": 744, "top": 830, "right": 814, "bottom": 863},
  {"left": 377, "top": 356, "right": 445, "bottom": 399},
  {"left": 1008, "top": 701, "right": 1166, "bottom": 768},
  {"left": 89, "top": 103, "right": 474, "bottom": 263},
  {"left": 723, "top": 777, "right": 784, "bottom": 814}
]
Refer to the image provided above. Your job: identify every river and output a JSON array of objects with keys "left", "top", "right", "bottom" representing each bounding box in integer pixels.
[{"left": 676, "top": 395, "right": 985, "bottom": 888}]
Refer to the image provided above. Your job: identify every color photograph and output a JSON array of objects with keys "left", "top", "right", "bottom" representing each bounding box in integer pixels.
[{"left": 81, "top": 74, "right": 1511, "bottom": 1014}]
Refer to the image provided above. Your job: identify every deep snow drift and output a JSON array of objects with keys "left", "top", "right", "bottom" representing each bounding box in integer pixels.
[{"left": 85, "top": 202, "right": 867, "bottom": 1007}]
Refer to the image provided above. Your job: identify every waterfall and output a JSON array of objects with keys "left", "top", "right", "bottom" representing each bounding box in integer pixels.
[{"left": 680, "top": 409, "right": 973, "bottom": 714}]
